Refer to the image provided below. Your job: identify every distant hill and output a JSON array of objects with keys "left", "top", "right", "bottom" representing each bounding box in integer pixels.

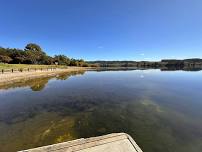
[{"left": 88, "top": 58, "right": 202, "bottom": 69}]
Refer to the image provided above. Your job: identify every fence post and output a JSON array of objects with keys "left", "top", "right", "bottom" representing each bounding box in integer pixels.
[
  {"left": 2, "top": 69, "right": 4, "bottom": 74},
  {"left": 12, "top": 69, "right": 13, "bottom": 73}
]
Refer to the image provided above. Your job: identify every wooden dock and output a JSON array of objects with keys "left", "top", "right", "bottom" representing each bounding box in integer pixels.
[{"left": 19, "top": 133, "right": 143, "bottom": 152}]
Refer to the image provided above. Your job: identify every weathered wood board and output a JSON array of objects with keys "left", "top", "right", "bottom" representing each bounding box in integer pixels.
[{"left": 19, "top": 133, "right": 143, "bottom": 152}]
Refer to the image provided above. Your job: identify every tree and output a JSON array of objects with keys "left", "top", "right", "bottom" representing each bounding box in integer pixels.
[
  {"left": 9, "top": 49, "right": 26, "bottom": 64},
  {"left": 70, "top": 58, "right": 78, "bottom": 66},
  {"left": 24, "top": 43, "right": 46, "bottom": 64},
  {"left": 25, "top": 43, "right": 43, "bottom": 52},
  {"left": 0, "top": 44, "right": 88, "bottom": 66},
  {"left": 0, "top": 55, "right": 13, "bottom": 63},
  {"left": 77, "top": 59, "right": 85, "bottom": 67},
  {"left": 41, "top": 56, "right": 54, "bottom": 65},
  {"left": 0, "top": 47, "right": 10, "bottom": 56},
  {"left": 54, "top": 55, "right": 70, "bottom": 65}
]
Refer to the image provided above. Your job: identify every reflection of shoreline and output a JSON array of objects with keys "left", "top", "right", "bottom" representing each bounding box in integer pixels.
[
  {"left": 160, "top": 66, "right": 202, "bottom": 71},
  {"left": 96, "top": 66, "right": 202, "bottom": 72},
  {"left": 0, "top": 69, "right": 86, "bottom": 91}
]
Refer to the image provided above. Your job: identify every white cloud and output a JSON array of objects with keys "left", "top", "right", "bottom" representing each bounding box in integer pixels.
[{"left": 140, "top": 53, "right": 145, "bottom": 56}]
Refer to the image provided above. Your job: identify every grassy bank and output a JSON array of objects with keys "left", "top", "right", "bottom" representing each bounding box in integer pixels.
[{"left": 0, "top": 63, "right": 68, "bottom": 70}]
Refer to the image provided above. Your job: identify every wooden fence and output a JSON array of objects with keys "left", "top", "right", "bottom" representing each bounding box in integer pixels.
[{"left": 1, "top": 67, "right": 68, "bottom": 74}]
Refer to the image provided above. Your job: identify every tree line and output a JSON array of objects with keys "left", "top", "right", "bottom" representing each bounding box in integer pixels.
[
  {"left": 88, "top": 58, "right": 202, "bottom": 68},
  {"left": 0, "top": 43, "right": 88, "bottom": 67}
]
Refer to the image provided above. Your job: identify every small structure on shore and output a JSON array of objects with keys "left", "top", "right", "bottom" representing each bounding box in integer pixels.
[{"left": 19, "top": 133, "right": 143, "bottom": 152}]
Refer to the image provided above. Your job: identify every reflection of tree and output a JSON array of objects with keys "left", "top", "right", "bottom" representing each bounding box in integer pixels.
[
  {"left": 30, "top": 78, "right": 49, "bottom": 91},
  {"left": 0, "top": 77, "right": 50, "bottom": 91},
  {"left": 0, "top": 71, "right": 86, "bottom": 91},
  {"left": 56, "top": 71, "right": 85, "bottom": 80},
  {"left": 160, "top": 66, "right": 202, "bottom": 71},
  {"left": 71, "top": 70, "right": 85, "bottom": 76},
  {"left": 2, "top": 77, "right": 50, "bottom": 91},
  {"left": 56, "top": 74, "right": 71, "bottom": 80}
]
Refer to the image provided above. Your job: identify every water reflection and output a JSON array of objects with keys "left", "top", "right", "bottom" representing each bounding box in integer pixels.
[
  {"left": 0, "top": 70, "right": 202, "bottom": 152},
  {"left": 160, "top": 67, "right": 202, "bottom": 71},
  {"left": 96, "top": 67, "right": 202, "bottom": 72},
  {"left": 0, "top": 71, "right": 85, "bottom": 91}
]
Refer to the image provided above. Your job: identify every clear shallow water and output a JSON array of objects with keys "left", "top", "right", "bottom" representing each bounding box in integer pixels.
[{"left": 0, "top": 70, "right": 202, "bottom": 152}]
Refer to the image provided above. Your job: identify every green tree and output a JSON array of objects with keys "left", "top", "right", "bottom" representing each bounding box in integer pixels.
[
  {"left": 54, "top": 55, "right": 70, "bottom": 65},
  {"left": 0, "top": 55, "right": 13, "bottom": 63},
  {"left": 9, "top": 49, "right": 26, "bottom": 64},
  {"left": 0, "top": 47, "right": 10, "bottom": 56},
  {"left": 70, "top": 58, "right": 78, "bottom": 66},
  {"left": 25, "top": 43, "right": 43, "bottom": 52},
  {"left": 24, "top": 43, "right": 46, "bottom": 64},
  {"left": 0, "top": 44, "right": 88, "bottom": 66}
]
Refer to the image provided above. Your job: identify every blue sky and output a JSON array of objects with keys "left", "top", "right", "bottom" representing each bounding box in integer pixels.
[{"left": 0, "top": 0, "right": 202, "bottom": 61}]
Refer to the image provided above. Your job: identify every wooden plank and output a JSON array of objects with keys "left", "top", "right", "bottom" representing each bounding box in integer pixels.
[{"left": 19, "top": 133, "right": 143, "bottom": 152}]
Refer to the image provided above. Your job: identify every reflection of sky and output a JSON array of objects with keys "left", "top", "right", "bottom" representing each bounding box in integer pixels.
[
  {"left": 0, "top": 70, "right": 202, "bottom": 152},
  {"left": 1, "top": 70, "right": 202, "bottom": 117},
  {"left": 0, "top": 87, "right": 29, "bottom": 94}
]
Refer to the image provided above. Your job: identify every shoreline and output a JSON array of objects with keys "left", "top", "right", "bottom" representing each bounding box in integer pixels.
[{"left": 0, "top": 67, "right": 92, "bottom": 87}]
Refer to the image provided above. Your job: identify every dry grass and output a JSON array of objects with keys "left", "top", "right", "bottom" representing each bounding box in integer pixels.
[{"left": 0, "top": 63, "right": 68, "bottom": 70}]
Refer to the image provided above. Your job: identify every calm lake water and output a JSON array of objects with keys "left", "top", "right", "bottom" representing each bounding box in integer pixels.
[{"left": 0, "top": 70, "right": 202, "bottom": 152}]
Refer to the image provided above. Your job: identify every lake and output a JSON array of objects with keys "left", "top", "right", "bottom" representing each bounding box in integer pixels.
[{"left": 0, "top": 70, "right": 202, "bottom": 152}]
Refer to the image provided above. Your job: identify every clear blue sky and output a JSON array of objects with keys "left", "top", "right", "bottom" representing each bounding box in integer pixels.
[{"left": 0, "top": 0, "right": 202, "bottom": 61}]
